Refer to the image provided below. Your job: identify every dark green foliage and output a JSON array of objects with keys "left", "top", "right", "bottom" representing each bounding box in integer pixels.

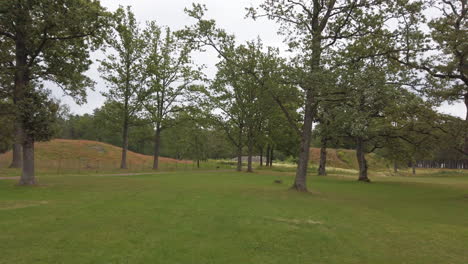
[{"left": 18, "top": 89, "right": 59, "bottom": 142}]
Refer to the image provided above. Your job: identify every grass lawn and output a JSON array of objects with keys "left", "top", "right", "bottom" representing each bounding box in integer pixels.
[{"left": 1, "top": 170, "right": 467, "bottom": 264}]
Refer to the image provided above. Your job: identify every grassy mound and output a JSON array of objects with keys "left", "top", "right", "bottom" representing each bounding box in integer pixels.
[
  {"left": 0, "top": 139, "right": 190, "bottom": 174},
  {"left": 309, "top": 148, "right": 389, "bottom": 170}
]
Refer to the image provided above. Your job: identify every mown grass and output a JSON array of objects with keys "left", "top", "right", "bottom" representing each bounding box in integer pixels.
[{"left": 1, "top": 169, "right": 467, "bottom": 264}]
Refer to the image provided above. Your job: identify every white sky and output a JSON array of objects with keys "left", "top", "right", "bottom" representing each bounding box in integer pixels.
[{"left": 52, "top": 0, "right": 466, "bottom": 119}]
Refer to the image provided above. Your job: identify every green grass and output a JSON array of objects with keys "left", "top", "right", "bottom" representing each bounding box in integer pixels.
[{"left": 1, "top": 170, "right": 468, "bottom": 264}]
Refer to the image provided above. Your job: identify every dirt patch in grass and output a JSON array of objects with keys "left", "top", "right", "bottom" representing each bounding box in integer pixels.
[
  {"left": 0, "top": 200, "right": 49, "bottom": 210},
  {"left": 265, "top": 217, "right": 322, "bottom": 225}
]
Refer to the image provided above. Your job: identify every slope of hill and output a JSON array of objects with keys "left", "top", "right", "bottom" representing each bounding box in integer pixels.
[
  {"left": 0, "top": 139, "right": 189, "bottom": 171},
  {"left": 308, "top": 148, "right": 390, "bottom": 170}
]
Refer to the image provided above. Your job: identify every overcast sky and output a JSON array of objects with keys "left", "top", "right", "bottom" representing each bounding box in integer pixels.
[{"left": 53, "top": 0, "right": 466, "bottom": 119}]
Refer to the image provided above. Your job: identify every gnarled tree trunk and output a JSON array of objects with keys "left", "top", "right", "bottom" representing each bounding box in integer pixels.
[{"left": 356, "top": 137, "right": 370, "bottom": 182}]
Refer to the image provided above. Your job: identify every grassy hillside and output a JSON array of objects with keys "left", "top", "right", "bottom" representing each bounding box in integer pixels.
[
  {"left": 308, "top": 148, "right": 390, "bottom": 170},
  {"left": 1, "top": 170, "right": 467, "bottom": 263},
  {"left": 0, "top": 139, "right": 190, "bottom": 174}
]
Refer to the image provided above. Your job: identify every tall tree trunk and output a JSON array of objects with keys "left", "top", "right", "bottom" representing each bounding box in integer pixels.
[
  {"left": 266, "top": 144, "right": 270, "bottom": 167},
  {"left": 411, "top": 161, "right": 416, "bottom": 175},
  {"left": 269, "top": 146, "right": 274, "bottom": 167},
  {"left": 259, "top": 147, "right": 263, "bottom": 167},
  {"left": 236, "top": 144, "right": 242, "bottom": 172},
  {"left": 291, "top": 90, "right": 314, "bottom": 192},
  {"left": 236, "top": 126, "right": 243, "bottom": 172},
  {"left": 318, "top": 137, "right": 327, "bottom": 176},
  {"left": 15, "top": 16, "right": 34, "bottom": 185},
  {"left": 10, "top": 81, "right": 23, "bottom": 168},
  {"left": 247, "top": 138, "right": 253, "bottom": 173},
  {"left": 120, "top": 115, "right": 129, "bottom": 169},
  {"left": 9, "top": 124, "right": 23, "bottom": 168},
  {"left": 356, "top": 137, "right": 370, "bottom": 182},
  {"left": 19, "top": 134, "right": 35, "bottom": 185},
  {"left": 464, "top": 94, "right": 468, "bottom": 155},
  {"left": 393, "top": 161, "right": 398, "bottom": 173},
  {"left": 153, "top": 126, "right": 161, "bottom": 170},
  {"left": 197, "top": 159, "right": 200, "bottom": 168}
]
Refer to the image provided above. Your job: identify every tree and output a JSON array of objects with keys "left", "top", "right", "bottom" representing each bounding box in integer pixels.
[
  {"left": 0, "top": 0, "right": 108, "bottom": 185},
  {"left": 99, "top": 6, "right": 146, "bottom": 169},
  {"left": 143, "top": 22, "right": 201, "bottom": 170},
  {"left": 390, "top": 0, "right": 467, "bottom": 155},
  {"left": 248, "top": 0, "right": 394, "bottom": 191}
]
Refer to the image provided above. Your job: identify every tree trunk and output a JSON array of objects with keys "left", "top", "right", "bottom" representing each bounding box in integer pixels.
[
  {"left": 356, "top": 137, "right": 370, "bottom": 182},
  {"left": 236, "top": 126, "right": 243, "bottom": 172},
  {"left": 197, "top": 159, "right": 200, "bottom": 168},
  {"left": 266, "top": 144, "right": 270, "bottom": 167},
  {"left": 393, "top": 161, "right": 398, "bottom": 173},
  {"left": 270, "top": 146, "right": 274, "bottom": 167},
  {"left": 9, "top": 109, "right": 23, "bottom": 168},
  {"left": 412, "top": 161, "right": 416, "bottom": 175},
  {"left": 464, "top": 94, "right": 468, "bottom": 155},
  {"left": 15, "top": 17, "right": 33, "bottom": 185},
  {"left": 236, "top": 145, "right": 242, "bottom": 172},
  {"left": 120, "top": 115, "right": 129, "bottom": 169},
  {"left": 259, "top": 147, "right": 263, "bottom": 167},
  {"left": 153, "top": 126, "right": 161, "bottom": 170},
  {"left": 318, "top": 137, "right": 327, "bottom": 176},
  {"left": 291, "top": 90, "right": 314, "bottom": 192},
  {"left": 10, "top": 143, "right": 23, "bottom": 169},
  {"left": 247, "top": 138, "right": 253, "bottom": 173},
  {"left": 19, "top": 134, "right": 35, "bottom": 185}
]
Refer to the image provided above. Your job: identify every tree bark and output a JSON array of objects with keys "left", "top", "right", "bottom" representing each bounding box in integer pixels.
[
  {"left": 9, "top": 131, "right": 22, "bottom": 168},
  {"left": 236, "top": 145, "right": 242, "bottom": 172},
  {"left": 120, "top": 115, "right": 129, "bottom": 169},
  {"left": 356, "top": 137, "right": 370, "bottom": 182},
  {"left": 259, "top": 147, "right": 263, "bottom": 167},
  {"left": 269, "top": 146, "right": 274, "bottom": 167},
  {"left": 464, "top": 94, "right": 468, "bottom": 155},
  {"left": 152, "top": 126, "right": 161, "bottom": 170},
  {"left": 393, "top": 161, "right": 398, "bottom": 173},
  {"left": 10, "top": 88, "right": 23, "bottom": 168},
  {"left": 291, "top": 90, "right": 314, "bottom": 192},
  {"left": 266, "top": 144, "right": 270, "bottom": 167},
  {"left": 247, "top": 137, "right": 254, "bottom": 172},
  {"left": 15, "top": 15, "right": 34, "bottom": 185},
  {"left": 19, "top": 134, "right": 35, "bottom": 185},
  {"left": 411, "top": 161, "right": 416, "bottom": 175},
  {"left": 318, "top": 137, "right": 327, "bottom": 176},
  {"left": 236, "top": 126, "right": 243, "bottom": 172}
]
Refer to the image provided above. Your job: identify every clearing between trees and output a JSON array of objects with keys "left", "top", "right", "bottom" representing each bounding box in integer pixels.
[{"left": 0, "top": 170, "right": 467, "bottom": 264}]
